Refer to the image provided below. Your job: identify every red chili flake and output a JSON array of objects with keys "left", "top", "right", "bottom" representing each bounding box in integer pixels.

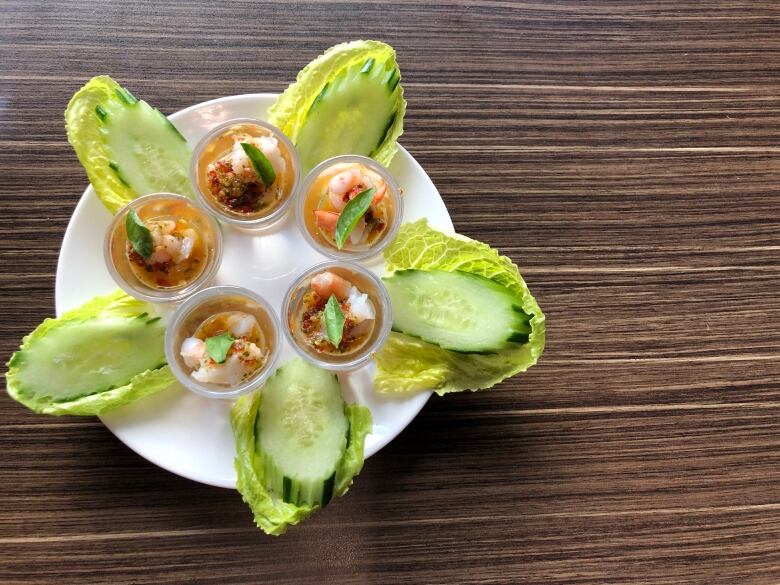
[{"left": 208, "top": 159, "right": 267, "bottom": 213}]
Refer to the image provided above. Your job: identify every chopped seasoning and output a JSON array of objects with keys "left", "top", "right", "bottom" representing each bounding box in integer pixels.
[{"left": 207, "top": 159, "right": 268, "bottom": 213}]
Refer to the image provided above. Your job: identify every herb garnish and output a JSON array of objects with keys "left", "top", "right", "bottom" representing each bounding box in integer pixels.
[
  {"left": 324, "top": 295, "right": 346, "bottom": 347},
  {"left": 125, "top": 209, "right": 153, "bottom": 259},
  {"left": 334, "top": 187, "right": 376, "bottom": 249},
  {"left": 205, "top": 333, "right": 235, "bottom": 364},
  {"left": 240, "top": 142, "right": 276, "bottom": 187}
]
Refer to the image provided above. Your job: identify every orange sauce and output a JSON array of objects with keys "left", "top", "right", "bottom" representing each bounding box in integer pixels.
[
  {"left": 171, "top": 295, "right": 278, "bottom": 388},
  {"left": 195, "top": 123, "right": 296, "bottom": 218},
  {"left": 302, "top": 163, "right": 395, "bottom": 252},
  {"left": 126, "top": 216, "right": 206, "bottom": 289},
  {"left": 111, "top": 196, "right": 215, "bottom": 292},
  {"left": 288, "top": 267, "right": 381, "bottom": 360},
  {"left": 194, "top": 311, "right": 263, "bottom": 345}
]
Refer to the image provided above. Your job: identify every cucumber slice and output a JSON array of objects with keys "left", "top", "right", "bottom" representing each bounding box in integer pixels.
[
  {"left": 383, "top": 269, "right": 532, "bottom": 354},
  {"left": 10, "top": 315, "right": 166, "bottom": 403},
  {"left": 65, "top": 76, "right": 193, "bottom": 214},
  {"left": 5, "top": 290, "right": 174, "bottom": 416},
  {"left": 231, "top": 358, "right": 373, "bottom": 534},
  {"left": 268, "top": 40, "right": 406, "bottom": 172},
  {"left": 257, "top": 360, "right": 348, "bottom": 507},
  {"left": 292, "top": 58, "right": 402, "bottom": 172}
]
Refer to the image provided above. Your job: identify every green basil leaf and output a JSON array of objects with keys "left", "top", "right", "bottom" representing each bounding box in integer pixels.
[
  {"left": 125, "top": 209, "right": 153, "bottom": 259},
  {"left": 324, "top": 295, "right": 345, "bottom": 347},
  {"left": 240, "top": 142, "right": 276, "bottom": 187},
  {"left": 205, "top": 333, "right": 235, "bottom": 364},
  {"left": 334, "top": 187, "right": 376, "bottom": 249}
]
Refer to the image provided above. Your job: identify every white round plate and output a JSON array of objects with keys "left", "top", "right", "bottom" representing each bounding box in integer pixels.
[{"left": 56, "top": 93, "right": 453, "bottom": 489}]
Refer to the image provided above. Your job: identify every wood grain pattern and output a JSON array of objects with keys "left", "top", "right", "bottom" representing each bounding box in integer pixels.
[{"left": 1, "top": 1, "right": 779, "bottom": 583}]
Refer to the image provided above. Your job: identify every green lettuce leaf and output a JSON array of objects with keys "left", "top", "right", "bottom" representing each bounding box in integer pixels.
[
  {"left": 268, "top": 40, "right": 406, "bottom": 172},
  {"left": 375, "top": 220, "right": 545, "bottom": 395},
  {"left": 5, "top": 290, "right": 174, "bottom": 415},
  {"left": 335, "top": 404, "right": 373, "bottom": 496},
  {"left": 65, "top": 75, "right": 192, "bottom": 214},
  {"left": 231, "top": 362, "right": 372, "bottom": 536}
]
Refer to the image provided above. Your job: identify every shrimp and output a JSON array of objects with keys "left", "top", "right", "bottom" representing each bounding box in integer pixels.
[
  {"left": 256, "top": 136, "right": 286, "bottom": 178},
  {"left": 225, "top": 313, "right": 260, "bottom": 339},
  {"left": 327, "top": 168, "right": 387, "bottom": 210},
  {"left": 177, "top": 229, "right": 197, "bottom": 262},
  {"left": 328, "top": 168, "right": 364, "bottom": 210},
  {"left": 347, "top": 286, "right": 375, "bottom": 322},
  {"left": 154, "top": 220, "right": 176, "bottom": 236},
  {"left": 311, "top": 271, "right": 353, "bottom": 301},
  {"left": 314, "top": 210, "right": 340, "bottom": 231},
  {"left": 228, "top": 134, "right": 285, "bottom": 182},
  {"left": 147, "top": 222, "right": 196, "bottom": 265},
  {"left": 182, "top": 337, "right": 265, "bottom": 386},
  {"left": 371, "top": 178, "right": 387, "bottom": 203},
  {"left": 180, "top": 337, "right": 206, "bottom": 369},
  {"left": 192, "top": 339, "right": 265, "bottom": 385}
]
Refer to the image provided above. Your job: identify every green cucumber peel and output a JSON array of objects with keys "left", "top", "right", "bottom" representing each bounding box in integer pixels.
[
  {"left": 115, "top": 87, "right": 138, "bottom": 105},
  {"left": 125, "top": 209, "right": 153, "bottom": 259},
  {"left": 108, "top": 161, "right": 130, "bottom": 187},
  {"left": 156, "top": 108, "right": 187, "bottom": 142},
  {"left": 240, "top": 142, "right": 276, "bottom": 187},
  {"left": 324, "top": 295, "right": 345, "bottom": 347},
  {"left": 335, "top": 187, "right": 375, "bottom": 249}
]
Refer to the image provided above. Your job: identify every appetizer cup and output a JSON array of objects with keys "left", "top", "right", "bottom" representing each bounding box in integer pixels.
[
  {"left": 190, "top": 118, "right": 300, "bottom": 229},
  {"left": 165, "top": 286, "right": 282, "bottom": 399},
  {"left": 296, "top": 155, "right": 403, "bottom": 261},
  {"left": 105, "top": 193, "right": 223, "bottom": 303},
  {"left": 282, "top": 261, "right": 392, "bottom": 371}
]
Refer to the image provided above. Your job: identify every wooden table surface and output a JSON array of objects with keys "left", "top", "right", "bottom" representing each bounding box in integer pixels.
[{"left": 2, "top": 1, "right": 779, "bottom": 584}]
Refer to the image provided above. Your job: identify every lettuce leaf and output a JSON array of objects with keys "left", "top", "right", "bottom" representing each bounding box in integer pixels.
[
  {"left": 231, "top": 361, "right": 372, "bottom": 536},
  {"left": 268, "top": 40, "right": 406, "bottom": 172},
  {"left": 65, "top": 75, "right": 192, "bottom": 214},
  {"left": 231, "top": 390, "right": 314, "bottom": 534},
  {"left": 375, "top": 220, "right": 545, "bottom": 395},
  {"left": 5, "top": 290, "right": 174, "bottom": 415}
]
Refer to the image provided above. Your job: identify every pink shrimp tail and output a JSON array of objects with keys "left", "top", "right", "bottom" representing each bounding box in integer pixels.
[
  {"left": 311, "top": 271, "right": 353, "bottom": 301},
  {"left": 314, "top": 210, "right": 340, "bottom": 232}
]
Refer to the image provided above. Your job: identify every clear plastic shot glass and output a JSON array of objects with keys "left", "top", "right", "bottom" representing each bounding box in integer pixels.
[
  {"left": 104, "top": 192, "right": 223, "bottom": 303},
  {"left": 296, "top": 155, "right": 403, "bottom": 261},
  {"left": 190, "top": 118, "right": 300, "bottom": 229},
  {"left": 282, "top": 261, "right": 392, "bottom": 371},
  {"left": 165, "top": 286, "right": 282, "bottom": 399}
]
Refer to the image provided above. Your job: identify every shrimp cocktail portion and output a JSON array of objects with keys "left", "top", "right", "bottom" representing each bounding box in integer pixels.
[
  {"left": 190, "top": 119, "right": 300, "bottom": 228},
  {"left": 105, "top": 193, "right": 222, "bottom": 303},
  {"left": 165, "top": 287, "right": 281, "bottom": 398},
  {"left": 300, "top": 271, "right": 376, "bottom": 354},
  {"left": 283, "top": 262, "right": 392, "bottom": 370},
  {"left": 127, "top": 218, "right": 198, "bottom": 287},
  {"left": 180, "top": 312, "right": 266, "bottom": 386},
  {"left": 298, "top": 155, "right": 402, "bottom": 261}
]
